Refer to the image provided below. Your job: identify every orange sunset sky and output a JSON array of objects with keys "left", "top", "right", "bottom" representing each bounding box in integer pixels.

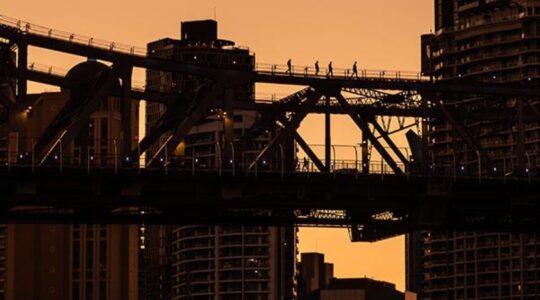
[{"left": 3, "top": 0, "right": 434, "bottom": 291}]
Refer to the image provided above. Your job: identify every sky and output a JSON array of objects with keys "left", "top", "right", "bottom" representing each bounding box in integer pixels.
[{"left": 3, "top": 0, "right": 434, "bottom": 291}]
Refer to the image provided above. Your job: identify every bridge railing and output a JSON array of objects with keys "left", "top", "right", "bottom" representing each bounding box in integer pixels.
[
  {"left": 0, "top": 15, "right": 148, "bottom": 57},
  {"left": 0, "top": 136, "right": 407, "bottom": 176},
  {"left": 255, "top": 63, "right": 426, "bottom": 81},
  {"left": 2, "top": 137, "right": 538, "bottom": 182},
  {"left": 1, "top": 14, "right": 429, "bottom": 83},
  {"left": 28, "top": 62, "right": 68, "bottom": 77}
]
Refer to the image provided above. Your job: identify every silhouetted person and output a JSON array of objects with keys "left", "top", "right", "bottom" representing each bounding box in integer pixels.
[
  {"left": 315, "top": 61, "right": 320, "bottom": 76},
  {"left": 327, "top": 61, "right": 333, "bottom": 77},
  {"left": 352, "top": 61, "right": 358, "bottom": 78},
  {"left": 287, "top": 59, "right": 292, "bottom": 75},
  {"left": 303, "top": 157, "right": 309, "bottom": 171}
]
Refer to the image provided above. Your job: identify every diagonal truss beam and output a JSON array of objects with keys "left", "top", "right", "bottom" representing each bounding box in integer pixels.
[
  {"left": 36, "top": 65, "right": 119, "bottom": 161},
  {"left": 369, "top": 118, "right": 409, "bottom": 165},
  {"left": 249, "top": 89, "right": 322, "bottom": 169},
  {"left": 239, "top": 87, "right": 316, "bottom": 144},
  {"left": 335, "top": 93, "right": 403, "bottom": 174},
  {"left": 293, "top": 131, "right": 325, "bottom": 172},
  {"left": 131, "top": 84, "right": 212, "bottom": 162},
  {"left": 436, "top": 101, "right": 494, "bottom": 170},
  {"left": 147, "top": 83, "right": 223, "bottom": 166}
]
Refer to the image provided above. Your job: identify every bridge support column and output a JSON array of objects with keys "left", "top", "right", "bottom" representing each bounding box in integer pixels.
[
  {"left": 14, "top": 43, "right": 28, "bottom": 154},
  {"left": 361, "top": 133, "right": 369, "bottom": 174},
  {"left": 325, "top": 95, "right": 331, "bottom": 172},
  {"left": 121, "top": 66, "right": 133, "bottom": 162},
  {"left": 17, "top": 43, "right": 27, "bottom": 104},
  {"left": 516, "top": 99, "right": 526, "bottom": 173}
]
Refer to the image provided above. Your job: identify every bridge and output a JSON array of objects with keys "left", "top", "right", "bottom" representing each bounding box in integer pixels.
[{"left": 1, "top": 15, "right": 540, "bottom": 241}]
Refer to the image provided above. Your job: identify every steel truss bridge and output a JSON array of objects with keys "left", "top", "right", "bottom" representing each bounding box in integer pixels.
[{"left": 2, "top": 15, "right": 540, "bottom": 241}]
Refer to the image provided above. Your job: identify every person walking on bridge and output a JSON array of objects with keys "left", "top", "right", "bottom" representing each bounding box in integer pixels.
[
  {"left": 327, "top": 61, "right": 333, "bottom": 78},
  {"left": 287, "top": 59, "right": 292, "bottom": 75},
  {"left": 315, "top": 60, "right": 320, "bottom": 76},
  {"left": 352, "top": 61, "right": 358, "bottom": 78}
]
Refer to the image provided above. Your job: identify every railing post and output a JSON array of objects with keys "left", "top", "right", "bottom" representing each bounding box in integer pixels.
[
  {"left": 164, "top": 145, "right": 168, "bottom": 176},
  {"left": 230, "top": 142, "right": 235, "bottom": 177},
  {"left": 381, "top": 159, "right": 384, "bottom": 180},
  {"left": 526, "top": 152, "right": 531, "bottom": 184},
  {"left": 137, "top": 143, "right": 141, "bottom": 174},
  {"left": 353, "top": 146, "right": 358, "bottom": 180},
  {"left": 331, "top": 145, "right": 336, "bottom": 173}
]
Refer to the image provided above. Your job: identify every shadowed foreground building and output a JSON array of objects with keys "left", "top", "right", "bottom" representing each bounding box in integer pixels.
[
  {"left": 301, "top": 277, "right": 410, "bottom": 300},
  {"left": 0, "top": 61, "right": 140, "bottom": 299},
  {"left": 297, "top": 253, "right": 334, "bottom": 299},
  {"left": 140, "top": 20, "right": 297, "bottom": 300},
  {"left": 408, "top": 1, "right": 540, "bottom": 299}
]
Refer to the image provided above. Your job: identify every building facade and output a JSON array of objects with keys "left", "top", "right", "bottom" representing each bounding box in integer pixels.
[
  {"left": 141, "top": 20, "right": 297, "bottom": 300},
  {"left": 414, "top": 1, "right": 540, "bottom": 299}
]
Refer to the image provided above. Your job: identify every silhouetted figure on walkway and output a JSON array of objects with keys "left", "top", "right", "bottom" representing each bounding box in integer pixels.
[
  {"left": 303, "top": 157, "right": 309, "bottom": 171},
  {"left": 315, "top": 61, "right": 320, "bottom": 76},
  {"left": 352, "top": 61, "right": 358, "bottom": 78},
  {"left": 287, "top": 59, "right": 292, "bottom": 75},
  {"left": 327, "top": 61, "right": 333, "bottom": 77}
]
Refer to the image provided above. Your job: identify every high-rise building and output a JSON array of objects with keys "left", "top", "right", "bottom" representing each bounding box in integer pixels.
[
  {"left": 412, "top": 1, "right": 540, "bottom": 299},
  {"left": 171, "top": 226, "right": 295, "bottom": 300},
  {"left": 0, "top": 61, "right": 140, "bottom": 300},
  {"left": 141, "top": 20, "right": 297, "bottom": 300},
  {"left": 298, "top": 253, "right": 334, "bottom": 298}
]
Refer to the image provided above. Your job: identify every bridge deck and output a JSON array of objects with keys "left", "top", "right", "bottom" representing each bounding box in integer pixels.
[{"left": 2, "top": 167, "right": 540, "bottom": 232}]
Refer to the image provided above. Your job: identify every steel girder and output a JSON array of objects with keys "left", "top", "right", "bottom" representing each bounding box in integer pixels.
[
  {"left": 248, "top": 89, "right": 323, "bottom": 169},
  {"left": 335, "top": 93, "right": 404, "bottom": 174},
  {"left": 293, "top": 131, "right": 326, "bottom": 172},
  {"left": 35, "top": 64, "right": 120, "bottom": 162},
  {"left": 237, "top": 87, "right": 314, "bottom": 152},
  {"left": 369, "top": 118, "right": 409, "bottom": 165},
  {"left": 146, "top": 83, "right": 223, "bottom": 166},
  {"left": 129, "top": 83, "right": 217, "bottom": 164}
]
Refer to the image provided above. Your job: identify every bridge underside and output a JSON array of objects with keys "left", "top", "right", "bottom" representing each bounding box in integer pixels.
[{"left": 3, "top": 168, "right": 540, "bottom": 242}]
